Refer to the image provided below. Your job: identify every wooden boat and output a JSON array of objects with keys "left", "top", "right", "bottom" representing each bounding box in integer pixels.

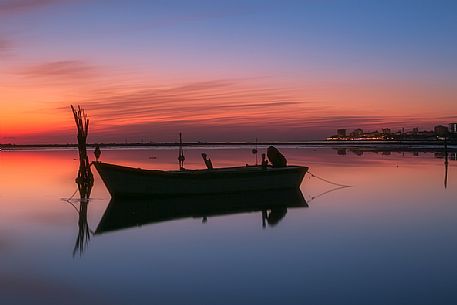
[
  {"left": 94, "top": 162, "right": 308, "bottom": 198},
  {"left": 95, "top": 189, "right": 308, "bottom": 234}
]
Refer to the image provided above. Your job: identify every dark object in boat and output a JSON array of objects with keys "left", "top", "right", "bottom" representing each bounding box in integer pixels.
[
  {"left": 95, "top": 189, "right": 307, "bottom": 234},
  {"left": 267, "top": 146, "right": 287, "bottom": 167},
  {"left": 261, "top": 153, "right": 268, "bottom": 169},
  {"left": 201, "top": 153, "right": 213, "bottom": 169},
  {"left": 94, "top": 162, "right": 307, "bottom": 197}
]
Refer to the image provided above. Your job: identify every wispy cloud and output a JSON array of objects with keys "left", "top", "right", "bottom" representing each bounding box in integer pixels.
[
  {"left": 0, "top": 0, "right": 82, "bottom": 16},
  {"left": 0, "top": 0, "right": 60, "bottom": 15},
  {"left": 438, "top": 115, "right": 457, "bottom": 122},
  {"left": 51, "top": 79, "right": 326, "bottom": 141},
  {"left": 19, "top": 60, "right": 96, "bottom": 79},
  {"left": 60, "top": 79, "right": 317, "bottom": 127},
  {"left": 0, "top": 37, "right": 12, "bottom": 53},
  {"left": 81, "top": 114, "right": 435, "bottom": 142},
  {"left": 50, "top": 79, "right": 446, "bottom": 142}
]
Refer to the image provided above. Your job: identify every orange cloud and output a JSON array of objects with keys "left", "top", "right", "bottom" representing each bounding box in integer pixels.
[
  {"left": 54, "top": 79, "right": 321, "bottom": 128},
  {"left": 19, "top": 60, "right": 97, "bottom": 79}
]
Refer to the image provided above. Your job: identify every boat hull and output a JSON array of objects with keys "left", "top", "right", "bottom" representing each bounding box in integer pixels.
[{"left": 94, "top": 162, "right": 308, "bottom": 197}]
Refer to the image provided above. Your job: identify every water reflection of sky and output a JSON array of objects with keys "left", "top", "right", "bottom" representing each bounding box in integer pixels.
[{"left": 0, "top": 147, "right": 456, "bottom": 305}]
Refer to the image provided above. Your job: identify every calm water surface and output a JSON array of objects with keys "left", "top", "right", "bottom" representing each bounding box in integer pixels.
[{"left": 1, "top": 147, "right": 456, "bottom": 305}]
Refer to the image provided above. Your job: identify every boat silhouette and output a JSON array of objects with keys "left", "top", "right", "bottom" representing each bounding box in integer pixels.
[
  {"left": 95, "top": 189, "right": 308, "bottom": 234},
  {"left": 94, "top": 162, "right": 308, "bottom": 197}
]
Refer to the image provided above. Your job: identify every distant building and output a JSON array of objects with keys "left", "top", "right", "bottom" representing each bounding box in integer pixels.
[
  {"left": 382, "top": 128, "right": 391, "bottom": 134},
  {"left": 412, "top": 128, "right": 419, "bottom": 134},
  {"left": 449, "top": 123, "right": 457, "bottom": 134},
  {"left": 337, "top": 129, "right": 347, "bottom": 137},
  {"left": 351, "top": 128, "right": 363, "bottom": 137},
  {"left": 434, "top": 125, "right": 449, "bottom": 136}
]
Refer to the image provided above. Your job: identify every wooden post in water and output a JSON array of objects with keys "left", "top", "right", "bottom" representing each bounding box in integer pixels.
[
  {"left": 68, "top": 105, "right": 94, "bottom": 256},
  {"left": 444, "top": 136, "right": 449, "bottom": 189},
  {"left": 71, "top": 105, "right": 94, "bottom": 200}
]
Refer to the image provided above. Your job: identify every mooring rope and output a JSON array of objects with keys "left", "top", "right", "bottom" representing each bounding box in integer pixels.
[
  {"left": 65, "top": 188, "right": 79, "bottom": 202},
  {"left": 306, "top": 185, "right": 349, "bottom": 204},
  {"left": 307, "top": 170, "right": 352, "bottom": 188}
]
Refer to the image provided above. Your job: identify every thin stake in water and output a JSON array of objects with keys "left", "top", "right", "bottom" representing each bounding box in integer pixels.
[{"left": 178, "top": 132, "right": 185, "bottom": 170}]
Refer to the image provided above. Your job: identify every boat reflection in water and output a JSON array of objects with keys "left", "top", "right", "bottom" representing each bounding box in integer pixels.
[{"left": 95, "top": 189, "right": 308, "bottom": 235}]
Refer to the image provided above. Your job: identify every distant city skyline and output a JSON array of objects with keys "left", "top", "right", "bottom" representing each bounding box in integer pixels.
[
  {"left": 327, "top": 122, "right": 457, "bottom": 141},
  {"left": 1, "top": 0, "right": 457, "bottom": 144}
]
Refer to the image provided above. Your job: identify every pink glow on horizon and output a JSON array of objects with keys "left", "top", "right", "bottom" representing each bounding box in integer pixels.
[{"left": 2, "top": 74, "right": 456, "bottom": 144}]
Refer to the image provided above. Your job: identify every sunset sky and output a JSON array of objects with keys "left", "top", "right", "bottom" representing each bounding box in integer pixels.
[{"left": 1, "top": 0, "right": 456, "bottom": 144}]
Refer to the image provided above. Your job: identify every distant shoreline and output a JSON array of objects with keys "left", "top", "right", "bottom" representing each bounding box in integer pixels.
[{"left": 1, "top": 140, "right": 456, "bottom": 151}]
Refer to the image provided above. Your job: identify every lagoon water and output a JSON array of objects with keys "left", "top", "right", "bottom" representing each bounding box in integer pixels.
[{"left": 1, "top": 146, "right": 456, "bottom": 305}]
